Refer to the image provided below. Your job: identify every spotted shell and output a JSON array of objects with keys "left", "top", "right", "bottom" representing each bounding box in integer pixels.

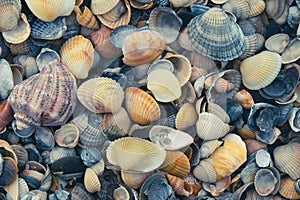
[
  {"left": 233, "top": 89, "right": 254, "bottom": 109},
  {"left": 0, "top": 0, "right": 21, "bottom": 32}
]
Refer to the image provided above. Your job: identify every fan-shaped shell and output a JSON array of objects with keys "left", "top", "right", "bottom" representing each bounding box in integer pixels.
[
  {"left": 222, "top": 0, "right": 250, "bottom": 19},
  {"left": 0, "top": 0, "right": 21, "bottom": 32},
  {"left": 25, "top": 0, "right": 75, "bottom": 21},
  {"left": 175, "top": 103, "right": 198, "bottom": 131},
  {"left": 247, "top": 0, "right": 266, "bottom": 18},
  {"left": 187, "top": 7, "right": 245, "bottom": 61},
  {"left": 106, "top": 137, "right": 166, "bottom": 172},
  {"left": 124, "top": 87, "right": 160, "bottom": 125},
  {"left": 122, "top": 30, "right": 166, "bottom": 66},
  {"left": 84, "top": 168, "right": 101, "bottom": 193},
  {"left": 74, "top": 6, "right": 99, "bottom": 29},
  {"left": 60, "top": 35, "right": 94, "bottom": 79},
  {"left": 279, "top": 176, "right": 300, "bottom": 199},
  {"left": 265, "top": 33, "right": 290, "bottom": 54},
  {"left": 77, "top": 77, "right": 124, "bottom": 113},
  {"left": 200, "top": 139, "right": 223, "bottom": 159},
  {"left": 240, "top": 51, "right": 282, "bottom": 90},
  {"left": 54, "top": 123, "right": 79, "bottom": 148}
]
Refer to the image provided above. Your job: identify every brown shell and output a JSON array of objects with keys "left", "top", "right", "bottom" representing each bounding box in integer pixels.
[
  {"left": 0, "top": 99, "right": 14, "bottom": 132},
  {"left": 166, "top": 173, "right": 193, "bottom": 197},
  {"left": 233, "top": 89, "right": 254, "bottom": 109},
  {"left": 74, "top": 6, "right": 99, "bottom": 29},
  {"left": 279, "top": 176, "right": 300, "bottom": 199},
  {"left": 121, "top": 170, "right": 153, "bottom": 189},
  {"left": 175, "top": 103, "right": 198, "bottom": 131}
]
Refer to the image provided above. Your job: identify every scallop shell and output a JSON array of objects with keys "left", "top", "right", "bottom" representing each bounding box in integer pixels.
[
  {"left": 166, "top": 173, "right": 193, "bottom": 197},
  {"left": 106, "top": 137, "right": 166, "bottom": 172},
  {"left": 175, "top": 103, "right": 198, "bottom": 131},
  {"left": 0, "top": 99, "right": 14, "bottom": 132},
  {"left": 0, "top": 0, "right": 21, "bottom": 32},
  {"left": 122, "top": 30, "right": 166, "bottom": 66},
  {"left": 196, "top": 112, "right": 230, "bottom": 140},
  {"left": 147, "top": 69, "right": 182, "bottom": 103},
  {"left": 8, "top": 60, "right": 77, "bottom": 130},
  {"left": 91, "top": 0, "right": 120, "bottom": 15},
  {"left": 187, "top": 7, "right": 245, "bottom": 61},
  {"left": 281, "top": 38, "right": 300, "bottom": 64},
  {"left": 254, "top": 168, "right": 278, "bottom": 196},
  {"left": 149, "top": 125, "right": 194, "bottom": 151},
  {"left": 74, "top": 6, "right": 99, "bottom": 29},
  {"left": 60, "top": 35, "right": 94, "bottom": 79},
  {"left": 54, "top": 123, "right": 79, "bottom": 148},
  {"left": 121, "top": 170, "right": 153, "bottom": 189},
  {"left": 124, "top": 87, "right": 160, "bottom": 125},
  {"left": 200, "top": 139, "right": 223, "bottom": 159},
  {"left": 279, "top": 176, "right": 300, "bottom": 200},
  {"left": 240, "top": 51, "right": 282, "bottom": 90},
  {"left": 265, "top": 33, "right": 290, "bottom": 54},
  {"left": 233, "top": 89, "right": 254, "bottom": 110},
  {"left": 84, "top": 168, "right": 101, "bottom": 193},
  {"left": 247, "top": 0, "right": 266, "bottom": 18},
  {"left": 24, "top": 0, "right": 75, "bottom": 21},
  {"left": 273, "top": 142, "right": 300, "bottom": 180},
  {"left": 222, "top": 0, "right": 250, "bottom": 19}
]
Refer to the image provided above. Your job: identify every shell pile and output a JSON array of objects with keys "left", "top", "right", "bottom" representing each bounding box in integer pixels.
[{"left": 0, "top": 0, "right": 300, "bottom": 199}]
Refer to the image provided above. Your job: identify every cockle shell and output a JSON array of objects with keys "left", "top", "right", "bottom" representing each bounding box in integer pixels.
[
  {"left": 0, "top": 59, "right": 14, "bottom": 100},
  {"left": 8, "top": 40, "right": 30, "bottom": 55},
  {"left": 202, "top": 176, "right": 231, "bottom": 196},
  {"left": 222, "top": 0, "right": 250, "bottom": 19},
  {"left": 175, "top": 103, "right": 198, "bottom": 131},
  {"left": 289, "top": 108, "right": 300, "bottom": 132},
  {"left": 60, "top": 35, "right": 94, "bottom": 79},
  {"left": 31, "top": 17, "right": 67, "bottom": 40},
  {"left": 109, "top": 25, "right": 136, "bottom": 49},
  {"left": 74, "top": 6, "right": 99, "bottom": 30},
  {"left": 124, "top": 87, "right": 160, "bottom": 125},
  {"left": 122, "top": 30, "right": 166, "bottom": 66},
  {"left": 170, "top": 0, "right": 197, "bottom": 7},
  {"left": 121, "top": 170, "right": 153, "bottom": 189},
  {"left": 36, "top": 48, "right": 60, "bottom": 71},
  {"left": 239, "top": 33, "right": 265, "bottom": 60},
  {"left": 84, "top": 168, "right": 101, "bottom": 193},
  {"left": 200, "top": 139, "right": 223, "bottom": 159},
  {"left": 77, "top": 77, "right": 124, "bottom": 114},
  {"left": 106, "top": 137, "right": 166, "bottom": 172},
  {"left": 0, "top": 157, "right": 18, "bottom": 186},
  {"left": 240, "top": 51, "right": 282, "bottom": 90},
  {"left": 254, "top": 168, "right": 278, "bottom": 196},
  {"left": 0, "top": 0, "right": 21, "bottom": 32},
  {"left": 8, "top": 60, "right": 77, "bottom": 130},
  {"left": 233, "top": 89, "right": 254, "bottom": 109},
  {"left": 187, "top": 7, "right": 245, "bottom": 61},
  {"left": 34, "top": 126, "right": 55, "bottom": 151},
  {"left": 279, "top": 176, "right": 300, "bottom": 200},
  {"left": 91, "top": 0, "right": 120, "bottom": 15},
  {"left": 247, "top": 0, "right": 266, "bottom": 18},
  {"left": 11, "top": 144, "right": 28, "bottom": 168},
  {"left": 24, "top": 0, "right": 75, "bottom": 22},
  {"left": 265, "top": 33, "right": 290, "bottom": 54},
  {"left": 129, "top": 0, "right": 154, "bottom": 10},
  {"left": 54, "top": 123, "right": 79, "bottom": 148},
  {"left": 193, "top": 134, "right": 247, "bottom": 183}
]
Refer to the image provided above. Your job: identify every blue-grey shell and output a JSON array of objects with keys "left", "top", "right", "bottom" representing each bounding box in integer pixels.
[
  {"left": 0, "top": 59, "right": 14, "bottom": 100},
  {"left": 31, "top": 17, "right": 67, "bottom": 40}
]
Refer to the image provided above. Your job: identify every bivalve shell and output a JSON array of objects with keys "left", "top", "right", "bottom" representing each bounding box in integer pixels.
[
  {"left": 279, "top": 176, "right": 300, "bottom": 200},
  {"left": 121, "top": 170, "right": 153, "bottom": 189},
  {"left": 91, "top": 0, "right": 120, "bottom": 15},
  {"left": 281, "top": 38, "right": 300, "bottom": 64},
  {"left": 265, "top": 33, "right": 290, "bottom": 54},
  {"left": 54, "top": 123, "right": 79, "bottom": 148},
  {"left": 74, "top": 6, "right": 99, "bottom": 29},
  {"left": 84, "top": 168, "right": 101, "bottom": 193},
  {"left": 175, "top": 103, "right": 198, "bottom": 131},
  {"left": 254, "top": 168, "right": 278, "bottom": 196},
  {"left": 0, "top": 0, "right": 21, "bottom": 32}
]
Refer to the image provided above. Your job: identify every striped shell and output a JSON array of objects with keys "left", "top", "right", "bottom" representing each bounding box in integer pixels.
[
  {"left": 84, "top": 168, "right": 101, "bottom": 193},
  {"left": 279, "top": 176, "right": 300, "bottom": 199},
  {"left": 175, "top": 103, "right": 198, "bottom": 131},
  {"left": 74, "top": 6, "right": 99, "bottom": 29},
  {"left": 91, "top": 0, "right": 120, "bottom": 14},
  {"left": 222, "top": 0, "right": 250, "bottom": 19}
]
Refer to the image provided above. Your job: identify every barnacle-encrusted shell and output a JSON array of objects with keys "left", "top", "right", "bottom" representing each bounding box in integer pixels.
[
  {"left": 0, "top": 0, "right": 21, "bottom": 32},
  {"left": 77, "top": 77, "right": 124, "bottom": 113},
  {"left": 106, "top": 137, "right": 166, "bottom": 172}
]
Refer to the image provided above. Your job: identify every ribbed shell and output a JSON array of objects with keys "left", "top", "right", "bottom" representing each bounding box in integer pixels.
[
  {"left": 24, "top": 0, "right": 75, "bottom": 21},
  {"left": 279, "top": 176, "right": 300, "bottom": 199},
  {"left": 84, "top": 168, "right": 101, "bottom": 193},
  {"left": 0, "top": 0, "right": 21, "bottom": 32},
  {"left": 60, "top": 35, "right": 94, "bottom": 79},
  {"left": 74, "top": 6, "right": 99, "bottom": 29},
  {"left": 54, "top": 123, "right": 79, "bottom": 148},
  {"left": 106, "top": 137, "right": 166, "bottom": 172},
  {"left": 91, "top": 0, "right": 120, "bottom": 15},
  {"left": 175, "top": 103, "right": 197, "bottom": 131},
  {"left": 31, "top": 17, "right": 67, "bottom": 40},
  {"left": 239, "top": 33, "right": 265, "bottom": 60},
  {"left": 247, "top": 0, "right": 266, "bottom": 18},
  {"left": 222, "top": 0, "right": 250, "bottom": 19},
  {"left": 187, "top": 7, "right": 245, "bottom": 61},
  {"left": 240, "top": 51, "right": 282, "bottom": 90},
  {"left": 8, "top": 60, "right": 77, "bottom": 129}
]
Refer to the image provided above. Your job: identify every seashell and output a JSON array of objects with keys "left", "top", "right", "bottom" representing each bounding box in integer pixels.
[
  {"left": 255, "top": 149, "right": 271, "bottom": 168},
  {"left": 18, "top": 178, "right": 30, "bottom": 197},
  {"left": 160, "top": 150, "right": 190, "bottom": 179},
  {"left": 196, "top": 112, "right": 230, "bottom": 140},
  {"left": 71, "top": 183, "right": 95, "bottom": 200},
  {"left": 149, "top": 7, "right": 183, "bottom": 44},
  {"left": 60, "top": 35, "right": 94, "bottom": 79},
  {"left": 11, "top": 144, "right": 28, "bottom": 168},
  {"left": 239, "top": 33, "right": 265, "bottom": 60},
  {"left": 36, "top": 48, "right": 60, "bottom": 71},
  {"left": 273, "top": 142, "right": 300, "bottom": 180},
  {"left": 74, "top": 6, "right": 99, "bottom": 29},
  {"left": 54, "top": 123, "right": 79, "bottom": 148},
  {"left": 121, "top": 170, "right": 153, "bottom": 189},
  {"left": 200, "top": 139, "right": 223, "bottom": 159},
  {"left": 63, "top": 12, "right": 80, "bottom": 39},
  {"left": 149, "top": 125, "right": 194, "bottom": 151},
  {"left": 279, "top": 176, "right": 300, "bottom": 200},
  {"left": 106, "top": 137, "right": 166, "bottom": 172},
  {"left": 202, "top": 176, "right": 231, "bottom": 196},
  {"left": 97, "top": 0, "right": 131, "bottom": 29},
  {"left": 265, "top": 0, "right": 289, "bottom": 24},
  {"left": 0, "top": 157, "right": 18, "bottom": 186},
  {"left": 169, "top": 0, "right": 197, "bottom": 7},
  {"left": 247, "top": 0, "right": 266, "bottom": 18},
  {"left": 0, "top": 0, "right": 21, "bottom": 32},
  {"left": 281, "top": 38, "right": 300, "bottom": 64},
  {"left": 128, "top": 123, "right": 152, "bottom": 138},
  {"left": 31, "top": 17, "right": 67, "bottom": 40},
  {"left": 77, "top": 77, "right": 124, "bottom": 113},
  {"left": 80, "top": 147, "right": 101, "bottom": 167},
  {"left": 177, "top": 27, "right": 194, "bottom": 51},
  {"left": 110, "top": 25, "right": 136, "bottom": 49},
  {"left": 84, "top": 168, "right": 101, "bottom": 193},
  {"left": 288, "top": 6, "right": 300, "bottom": 29},
  {"left": 233, "top": 89, "right": 254, "bottom": 110},
  {"left": 122, "top": 30, "right": 166, "bottom": 66},
  {"left": 166, "top": 173, "right": 193, "bottom": 197},
  {"left": 0, "top": 59, "right": 14, "bottom": 100},
  {"left": 0, "top": 139, "right": 18, "bottom": 162},
  {"left": 265, "top": 33, "right": 290, "bottom": 54},
  {"left": 177, "top": 81, "right": 196, "bottom": 105},
  {"left": 175, "top": 103, "right": 197, "bottom": 131},
  {"left": 34, "top": 127, "right": 55, "bottom": 151},
  {"left": 0, "top": 99, "right": 14, "bottom": 132},
  {"left": 124, "top": 87, "right": 160, "bottom": 125},
  {"left": 254, "top": 168, "right": 278, "bottom": 196},
  {"left": 147, "top": 59, "right": 174, "bottom": 75},
  {"left": 2, "top": 13, "right": 30, "bottom": 44},
  {"left": 109, "top": 183, "right": 135, "bottom": 200},
  {"left": 8, "top": 60, "right": 77, "bottom": 130},
  {"left": 244, "top": 139, "right": 267, "bottom": 155},
  {"left": 47, "top": 146, "right": 76, "bottom": 164},
  {"left": 91, "top": 0, "right": 120, "bottom": 15},
  {"left": 129, "top": 0, "right": 155, "bottom": 10},
  {"left": 213, "top": 78, "right": 235, "bottom": 94},
  {"left": 24, "top": 144, "right": 42, "bottom": 163},
  {"left": 240, "top": 161, "right": 259, "bottom": 184},
  {"left": 0, "top": 35, "right": 9, "bottom": 58},
  {"left": 24, "top": 0, "right": 75, "bottom": 21},
  {"left": 240, "top": 51, "right": 282, "bottom": 90},
  {"left": 48, "top": 189, "right": 69, "bottom": 199},
  {"left": 11, "top": 67, "right": 23, "bottom": 86},
  {"left": 147, "top": 69, "right": 182, "bottom": 102},
  {"left": 90, "top": 159, "right": 105, "bottom": 176},
  {"left": 289, "top": 108, "right": 300, "bottom": 132},
  {"left": 187, "top": 7, "right": 245, "bottom": 61},
  {"left": 238, "top": 19, "right": 256, "bottom": 36},
  {"left": 189, "top": 51, "right": 218, "bottom": 73},
  {"left": 18, "top": 55, "right": 38, "bottom": 78},
  {"left": 9, "top": 39, "right": 30, "bottom": 55},
  {"left": 222, "top": 0, "right": 250, "bottom": 19},
  {"left": 193, "top": 134, "right": 247, "bottom": 183}
]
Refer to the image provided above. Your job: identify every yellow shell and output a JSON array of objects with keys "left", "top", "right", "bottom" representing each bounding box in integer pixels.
[
  {"left": 279, "top": 176, "right": 300, "bottom": 200},
  {"left": 106, "top": 137, "right": 166, "bottom": 172},
  {"left": 60, "top": 35, "right": 94, "bottom": 79},
  {"left": 84, "top": 168, "right": 101, "bottom": 193},
  {"left": 175, "top": 102, "right": 198, "bottom": 131},
  {"left": 200, "top": 139, "right": 223, "bottom": 159},
  {"left": 25, "top": 0, "right": 75, "bottom": 21},
  {"left": 77, "top": 77, "right": 124, "bottom": 113},
  {"left": 240, "top": 51, "right": 282, "bottom": 90},
  {"left": 124, "top": 87, "right": 160, "bottom": 125},
  {"left": 74, "top": 6, "right": 99, "bottom": 29}
]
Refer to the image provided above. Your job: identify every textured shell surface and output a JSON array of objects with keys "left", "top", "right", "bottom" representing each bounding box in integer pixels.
[
  {"left": 0, "top": 0, "right": 21, "bottom": 32},
  {"left": 74, "top": 6, "right": 99, "bottom": 30},
  {"left": 0, "top": 59, "right": 14, "bottom": 100},
  {"left": 54, "top": 123, "right": 79, "bottom": 148},
  {"left": 31, "top": 17, "right": 67, "bottom": 40},
  {"left": 279, "top": 176, "right": 300, "bottom": 199},
  {"left": 175, "top": 102, "right": 198, "bottom": 131},
  {"left": 84, "top": 168, "right": 101, "bottom": 193},
  {"left": 187, "top": 7, "right": 245, "bottom": 61},
  {"left": 222, "top": 0, "right": 250, "bottom": 19},
  {"left": 8, "top": 60, "right": 77, "bottom": 129},
  {"left": 121, "top": 170, "right": 153, "bottom": 189},
  {"left": 110, "top": 25, "right": 137, "bottom": 49},
  {"left": 91, "top": 0, "right": 120, "bottom": 15}
]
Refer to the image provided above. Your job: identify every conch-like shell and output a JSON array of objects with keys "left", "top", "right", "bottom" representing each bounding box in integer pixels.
[
  {"left": 193, "top": 134, "right": 247, "bottom": 183},
  {"left": 106, "top": 137, "right": 166, "bottom": 172},
  {"left": 77, "top": 77, "right": 124, "bottom": 113},
  {"left": 84, "top": 168, "right": 101, "bottom": 193},
  {"left": 8, "top": 60, "right": 77, "bottom": 130},
  {"left": 122, "top": 30, "right": 166, "bottom": 66},
  {"left": 0, "top": 0, "right": 21, "bottom": 32},
  {"left": 74, "top": 6, "right": 99, "bottom": 29},
  {"left": 25, "top": 0, "right": 75, "bottom": 21},
  {"left": 60, "top": 35, "right": 94, "bottom": 79}
]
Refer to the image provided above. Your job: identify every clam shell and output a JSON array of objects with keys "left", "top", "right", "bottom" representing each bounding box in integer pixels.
[
  {"left": 31, "top": 17, "right": 67, "bottom": 40},
  {"left": 187, "top": 7, "right": 245, "bottom": 61},
  {"left": 84, "top": 168, "right": 101, "bottom": 193},
  {"left": 265, "top": 33, "right": 290, "bottom": 54},
  {"left": 18, "top": 178, "right": 29, "bottom": 197},
  {"left": 247, "top": 0, "right": 266, "bottom": 18},
  {"left": 233, "top": 89, "right": 254, "bottom": 109},
  {"left": 287, "top": 6, "right": 300, "bottom": 29},
  {"left": 147, "top": 69, "right": 182, "bottom": 102},
  {"left": 166, "top": 173, "right": 193, "bottom": 197},
  {"left": 0, "top": 157, "right": 18, "bottom": 186},
  {"left": 8, "top": 60, "right": 77, "bottom": 129},
  {"left": 202, "top": 176, "right": 231, "bottom": 196},
  {"left": 0, "top": 139, "right": 18, "bottom": 162},
  {"left": 63, "top": 12, "right": 80, "bottom": 39},
  {"left": 124, "top": 87, "right": 160, "bottom": 125},
  {"left": 177, "top": 27, "right": 194, "bottom": 51},
  {"left": 281, "top": 38, "right": 300, "bottom": 64},
  {"left": 279, "top": 176, "right": 300, "bottom": 200},
  {"left": 239, "top": 33, "right": 265, "bottom": 60},
  {"left": 129, "top": 0, "right": 154, "bottom": 9},
  {"left": 222, "top": 0, "right": 250, "bottom": 19},
  {"left": 147, "top": 59, "right": 174, "bottom": 75},
  {"left": 2, "top": 13, "right": 30, "bottom": 44},
  {"left": 36, "top": 48, "right": 60, "bottom": 71},
  {"left": 240, "top": 51, "right": 282, "bottom": 90},
  {"left": 0, "top": 59, "right": 14, "bottom": 100},
  {"left": 193, "top": 159, "right": 217, "bottom": 183},
  {"left": 34, "top": 127, "right": 55, "bottom": 151},
  {"left": 91, "top": 0, "right": 120, "bottom": 15},
  {"left": 71, "top": 183, "right": 95, "bottom": 200},
  {"left": 121, "top": 170, "right": 153, "bottom": 189},
  {"left": 175, "top": 103, "right": 198, "bottom": 131},
  {"left": 273, "top": 142, "right": 300, "bottom": 180},
  {"left": 0, "top": 0, "right": 21, "bottom": 32},
  {"left": 149, "top": 125, "right": 194, "bottom": 151},
  {"left": 54, "top": 123, "right": 79, "bottom": 148},
  {"left": 122, "top": 30, "right": 166, "bottom": 66},
  {"left": 60, "top": 35, "right": 94, "bottom": 79},
  {"left": 11, "top": 144, "right": 28, "bottom": 168},
  {"left": 196, "top": 112, "right": 230, "bottom": 140},
  {"left": 0, "top": 99, "right": 14, "bottom": 131},
  {"left": 189, "top": 51, "right": 218, "bottom": 73},
  {"left": 200, "top": 139, "right": 223, "bottom": 159},
  {"left": 255, "top": 149, "right": 271, "bottom": 168},
  {"left": 254, "top": 168, "right": 278, "bottom": 196},
  {"left": 106, "top": 137, "right": 166, "bottom": 172},
  {"left": 8, "top": 39, "right": 30, "bottom": 55},
  {"left": 77, "top": 77, "right": 124, "bottom": 113},
  {"left": 74, "top": 6, "right": 99, "bottom": 29},
  {"left": 48, "top": 146, "right": 76, "bottom": 164},
  {"left": 24, "top": 0, "right": 75, "bottom": 21}
]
